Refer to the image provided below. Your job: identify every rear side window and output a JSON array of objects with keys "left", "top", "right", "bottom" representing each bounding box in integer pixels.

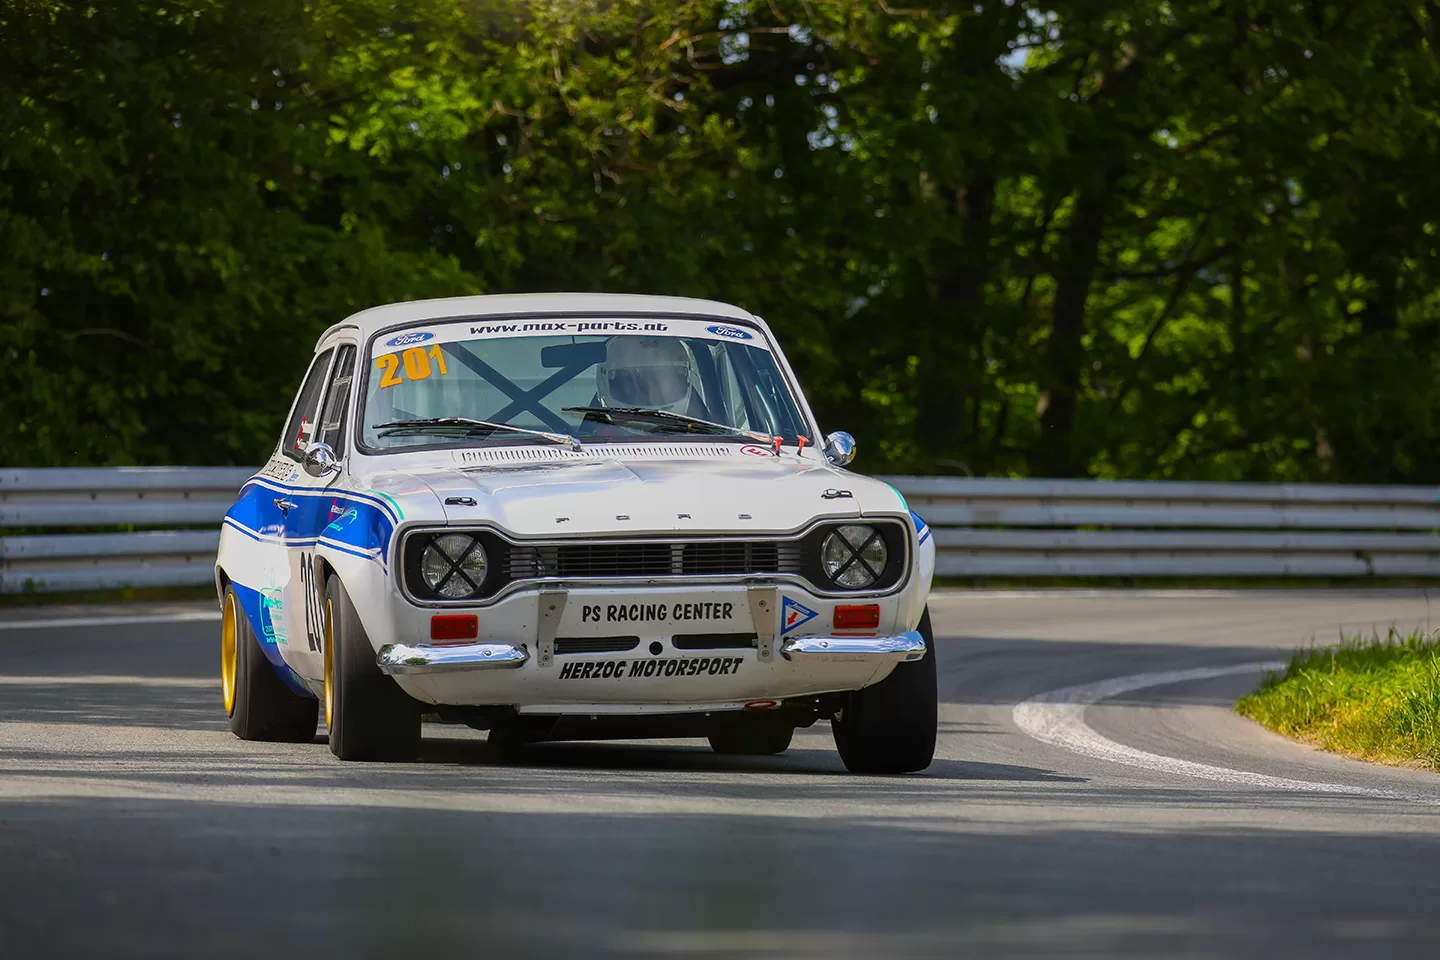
[
  {"left": 282, "top": 349, "right": 335, "bottom": 461},
  {"left": 316, "top": 345, "right": 357, "bottom": 456}
]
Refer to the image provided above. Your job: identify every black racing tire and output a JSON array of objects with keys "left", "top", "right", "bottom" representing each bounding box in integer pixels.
[
  {"left": 707, "top": 715, "right": 795, "bottom": 756},
  {"left": 831, "top": 606, "right": 937, "bottom": 774},
  {"left": 325, "top": 573, "right": 421, "bottom": 761},
  {"left": 222, "top": 582, "right": 318, "bottom": 742}
]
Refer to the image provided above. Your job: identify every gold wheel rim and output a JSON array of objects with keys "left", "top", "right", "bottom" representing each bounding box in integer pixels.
[
  {"left": 220, "top": 591, "right": 238, "bottom": 715},
  {"left": 323, "top": 596, "right": 336, "bottom": 731}
]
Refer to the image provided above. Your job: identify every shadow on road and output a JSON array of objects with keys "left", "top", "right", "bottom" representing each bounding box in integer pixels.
[
  {"left": 1, "top": 793, "right": 1438, "bottom": 959},
  {"left": 412, "top": 736, "right": 1087, "bottom": 784}
]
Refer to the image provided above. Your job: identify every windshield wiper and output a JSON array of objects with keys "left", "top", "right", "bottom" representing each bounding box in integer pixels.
[
  {"left": 371, "top": 417, "right": 582, "bottom": 451},
  {"left": 563, "top": 406, "right": 771, "bottom": 443}
]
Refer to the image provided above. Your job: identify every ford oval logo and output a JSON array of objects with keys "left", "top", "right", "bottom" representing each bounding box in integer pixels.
[
  {"left": 386, "top": 331, "right": 434, "bottom": 347},
  {"left": 706, "top": 325, "right": 753, "bottom": 341}
]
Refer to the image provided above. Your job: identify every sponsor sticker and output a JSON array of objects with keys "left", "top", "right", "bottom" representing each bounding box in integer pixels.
[
  {"left": 260, "top": 585, "right": 288, "bottom": 646},
  {"left": 579, "top": 601, "right": 736, "bottom": 625},
  {"left": 386, "top": 331, "right": 435, "bottom": 347},
  {"left": 469, "top": 320, "right": 671, "bottom": 337},
  {"left": 739, "top": 444, "right": 777, "bottom": 457},
  {"left": 370, "top": 318, "right": 775, "bottom": 357},
  {"left": 705, "top": 324, "right": 754, "bottom": 341},
  {"left": 558, "top": 656, "right": 745, "bottom": 680},
  {"left": 262, "top": 459, "right": 292, "bottom": 480},
  {"left": 780, "top": 596, "right": 818, "bottom": 636}
]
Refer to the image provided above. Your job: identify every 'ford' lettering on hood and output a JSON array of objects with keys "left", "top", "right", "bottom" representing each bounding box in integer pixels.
[
  {"left": 386, "top": 331, "right": 435, "bottom": 347},
  {"left": 706, "top": 325, "right": 753, "bottom": 341}
]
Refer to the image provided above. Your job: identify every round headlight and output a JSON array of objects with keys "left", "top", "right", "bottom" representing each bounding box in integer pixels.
[
  {"left": 820, "top": 524, "right": 888, "bottom": 588},
  {"left": 421, "top": 534, "right": 488, "bottom": 599}
]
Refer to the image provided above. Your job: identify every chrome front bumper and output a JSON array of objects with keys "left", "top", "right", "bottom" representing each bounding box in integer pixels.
[
  {"left": 377, "top": 642, "right": 529, "bottom": 675},
  {"left": 780, "top": 630, "right": 926, "bottom": 662},
  {"left": 376, "top": 630, "right": 925, "bottom": 675}
]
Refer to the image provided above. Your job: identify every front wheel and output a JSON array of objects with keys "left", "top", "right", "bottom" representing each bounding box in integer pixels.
[
  {"left": 831, "top": 607, "right": 937, "bottom": 774},
  {"left": 325, "top": 573, "right": 421, "bottom": 761}
]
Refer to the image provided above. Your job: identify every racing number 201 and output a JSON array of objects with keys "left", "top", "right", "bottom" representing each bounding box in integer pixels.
[
  {"left": 298, "top": 551, "right": 323, "bottom": 652},
  {"left": 376, "top": 345, "right": 448, "bottom": 389}
]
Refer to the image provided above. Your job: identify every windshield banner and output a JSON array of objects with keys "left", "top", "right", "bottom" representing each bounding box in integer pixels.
[{"left": 372, "top": 318, "right": 768, "bottom": 356}]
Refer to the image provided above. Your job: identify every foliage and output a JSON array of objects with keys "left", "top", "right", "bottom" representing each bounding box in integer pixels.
[
  {"left": 2, "top": 0, "right": 1438, "bottom": 477},
  {"left": 1237, "top": 629, "right": 1440, "bottom": 770}
]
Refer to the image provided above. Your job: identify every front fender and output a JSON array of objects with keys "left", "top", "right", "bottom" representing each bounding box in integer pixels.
[
  {"left": 898, "top": 510, "right": 936, "bottom": 631},
  {"left": 313, "top": 545, "right": 396, "bottom": 655}
]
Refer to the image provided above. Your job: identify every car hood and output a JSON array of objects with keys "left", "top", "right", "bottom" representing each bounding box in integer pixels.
[{"left": 358, "top": 454, "right": 907, "bottom": 537}]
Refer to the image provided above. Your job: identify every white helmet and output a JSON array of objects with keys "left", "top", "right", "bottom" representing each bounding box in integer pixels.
[{"left": 596, "top": 337, "right": 698, "bottom": 413}]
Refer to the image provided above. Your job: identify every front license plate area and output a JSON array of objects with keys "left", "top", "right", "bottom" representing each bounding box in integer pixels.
[{"left": 559, "top": 591, "right": 749, "bottom": 639}]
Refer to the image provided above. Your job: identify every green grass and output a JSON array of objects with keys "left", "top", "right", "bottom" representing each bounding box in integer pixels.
[{"left": 1237, "top": 629, "right": 1440, "bottom": 770}]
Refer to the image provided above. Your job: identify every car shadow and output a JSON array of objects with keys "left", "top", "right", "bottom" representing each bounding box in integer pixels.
[{"left": 406, "top": 733, "right": 1087, "bottom": 783}]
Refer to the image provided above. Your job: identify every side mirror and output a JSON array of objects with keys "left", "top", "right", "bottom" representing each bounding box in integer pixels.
[
  {"left": 823, "top": 431, "right": 856, "bottom": 467},
  {"left": 302, "top": 441, "right": 340, "bottom": 478}
]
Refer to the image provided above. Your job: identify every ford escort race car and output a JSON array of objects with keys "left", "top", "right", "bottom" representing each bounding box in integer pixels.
[{"left": 216, "top": 294, "right": 937, "bottom": 771}]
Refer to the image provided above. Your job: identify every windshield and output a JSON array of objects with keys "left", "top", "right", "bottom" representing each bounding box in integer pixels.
[{"left": 359, "top": 318, "right": 809, "bottom": 452}]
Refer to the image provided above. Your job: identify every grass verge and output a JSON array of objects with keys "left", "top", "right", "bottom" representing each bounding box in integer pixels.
[{"left": 1236, "top": 629, "right": 1440, "bottom": 771}]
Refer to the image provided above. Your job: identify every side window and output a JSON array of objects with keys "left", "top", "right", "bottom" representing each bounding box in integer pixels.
[
  {"left": 281, "top": 349, "right": 336, "bottom": 461},
  {"left": 316, "top": 345, "right": 357, "bottom": 456}
]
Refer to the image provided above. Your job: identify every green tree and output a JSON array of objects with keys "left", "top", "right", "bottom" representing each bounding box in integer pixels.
[{"left": 2, "top": 0, "right": 1437, "bottom": 483}]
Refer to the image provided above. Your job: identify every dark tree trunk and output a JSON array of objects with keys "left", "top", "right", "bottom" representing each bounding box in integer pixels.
[
  {"left": 915, "top": 170, "right": 995, "bottom": 469},
  {"left": 1032, "top": 167, "right": 1119, "bottom": 478}
]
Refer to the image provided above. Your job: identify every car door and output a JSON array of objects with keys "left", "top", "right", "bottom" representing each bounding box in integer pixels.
[
  {"left": 281, "top": 342, "right": 356, "bottom": 682},
  {"left": 246, "top": 346, "right": 333, "bottom": 687}
]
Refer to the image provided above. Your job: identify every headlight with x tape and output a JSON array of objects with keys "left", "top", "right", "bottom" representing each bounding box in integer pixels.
[
  {"left": 819, "top": 524, "right": 889, "bottom": 589},
  {"left": 419, "top": 533, "right": 489, "bottom": 599}
]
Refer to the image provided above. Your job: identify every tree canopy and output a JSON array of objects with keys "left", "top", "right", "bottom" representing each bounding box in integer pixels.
[{"left": 3, "top": 0, "right": 1438, "bottom": 480}]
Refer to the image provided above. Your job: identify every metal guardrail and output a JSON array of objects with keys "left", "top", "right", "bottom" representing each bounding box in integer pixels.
[
  {"left": 3, "top": 468, "right": 1439, "bottom": 592},
  {"left": 0, "top": 468, "right": 251, "bottom": 593},
  {"left": 884, "top": 477, "right": 1440, "bottom": 578}
]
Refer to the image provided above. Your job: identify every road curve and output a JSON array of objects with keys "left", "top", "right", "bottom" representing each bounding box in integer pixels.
[{"left": 2, "top": 591, "right": 1440, "bottom": 958}]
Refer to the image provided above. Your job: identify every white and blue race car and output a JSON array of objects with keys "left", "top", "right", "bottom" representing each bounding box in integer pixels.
[{"left": 216, "top": 294, "right": 937, "bottom": 770}]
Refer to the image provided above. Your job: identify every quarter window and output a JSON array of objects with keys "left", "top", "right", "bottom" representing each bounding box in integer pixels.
[
  {"left": 316, "top": 345, "right": 357, "bottom": 456},
  {"left": 281, "top": 349, "right": 335, "bottom": 462}
]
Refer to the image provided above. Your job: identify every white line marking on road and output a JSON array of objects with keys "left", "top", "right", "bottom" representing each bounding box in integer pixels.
[
  {"left": 1013, "top": 661, "right": 1440, "bottom": 804},
  {"left": 0, "top": 611, "right": 220, "bottom": 631},
  {"left": 0, "top": 675, "right": 212, "bottom": 687}
]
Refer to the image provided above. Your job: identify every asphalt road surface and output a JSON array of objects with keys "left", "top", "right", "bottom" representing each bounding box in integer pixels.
[{"left": 3, "top": 591, "right": 1440, "bottom": 958}]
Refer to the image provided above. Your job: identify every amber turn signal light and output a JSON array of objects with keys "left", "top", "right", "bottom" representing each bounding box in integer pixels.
[
  {"left": 833, "top": 604, "right": 881, "bottom": 630},
  {"left": 430, "top": 614, "right": 478, "bottom": 642}
]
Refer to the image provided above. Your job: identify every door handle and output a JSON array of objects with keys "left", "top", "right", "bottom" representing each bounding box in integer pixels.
[{"left": 273, "top": 498, "right": 298, "bottom": 514}]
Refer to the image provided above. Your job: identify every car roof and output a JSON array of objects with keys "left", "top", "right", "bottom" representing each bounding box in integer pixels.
[{"left": 316, "top": 293, "right": 762, "bottom": 349}]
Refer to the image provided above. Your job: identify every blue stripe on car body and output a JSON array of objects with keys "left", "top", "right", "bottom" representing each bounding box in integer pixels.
[
  {"left": 909, "top": 509, "right": 931, "bottom": 545},
  {"left": 224, "top": 478, "right": 398, "bottom": 571}
]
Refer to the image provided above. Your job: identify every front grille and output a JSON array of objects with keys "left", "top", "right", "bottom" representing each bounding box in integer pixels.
[
  {"left": 682, "top": 541, "right": 783, "bottom": 575},
  {"left": 555, "top": 636, "right": 640, "bottom": 655},
  {"left": 507, "top": 539, "right": 803, "bottom": 580}
]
